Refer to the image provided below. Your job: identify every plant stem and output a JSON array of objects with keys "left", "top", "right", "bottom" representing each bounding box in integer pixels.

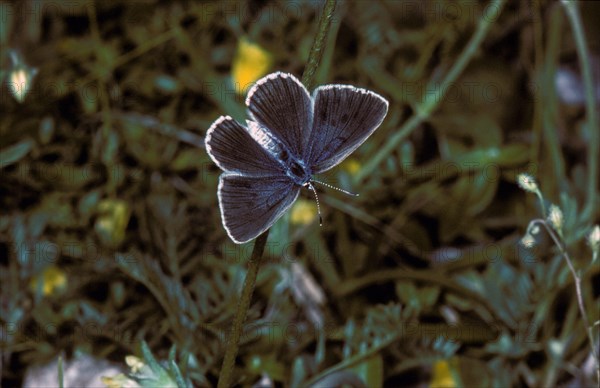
[
  {"left": 355, "top": 0, "right": 506, "bottom": 184},
  {"left": 560, "top": 1, "right": 599, "bottom": 220},
  {"left": 58, "top": 355, "right": 64, "bottom": 388},
  {"left": 529, "top": 0, "right": 544, "bottom": 169},
  {"left": 540, "top": 5, "right": 566, "bottom": 198},
  {"left": 217, "top": 1, "right": 337, "bottom": 386},
  {"left": 302, "top": 0, "right": 337, "bottom": 91},
  {"left": 217, "top": 231, "right": 269, "bottom": 388},
  {"left": 527, "top": 219, "right": 599, "bottom": 381}
]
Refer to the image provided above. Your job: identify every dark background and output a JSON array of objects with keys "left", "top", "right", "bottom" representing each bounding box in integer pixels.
[{"left": 1, "top": 0, "right": 599, "bottom": 386}]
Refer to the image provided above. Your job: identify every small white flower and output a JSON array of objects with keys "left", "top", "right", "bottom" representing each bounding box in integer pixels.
[
  {"left": 8, "top": 68, "right": 33, "bottom": 102},
  {"left": 588, "top": 225, "right": 600, "bottom": 251},
  {"left": 521, "top": 233, "right": 536, "bottom": 248},
  {"left": 530, "top": 225, "right": 540, "bottom": 235},
  {"left": 517, "top": 173, "right": 538, "bottom": 193},
  {"left": 125, "top": 355, "right": 145, "bottom": 373},
  {"left": 547, "top": 204, "right": 563, "bottom": 233},
  {"left": 6, "top": 52, "right": 37, "bottom": 103}
]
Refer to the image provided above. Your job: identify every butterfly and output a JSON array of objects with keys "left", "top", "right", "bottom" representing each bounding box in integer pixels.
[{"left": 205, "top": 72, "right": 388, "bottom": 244}]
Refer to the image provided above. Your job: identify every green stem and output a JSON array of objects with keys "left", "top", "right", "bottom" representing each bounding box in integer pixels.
[
  {"left": 58, "top": 355, "right": 64, "bottom": 388},
  {"left": 217, "top": 231, "right": 269, "bottom": 388},
  {"left": 302, "top": 0, "right": 337, "bottom": 91},
  {"left": 540, "top": 6, "right": 566, "bottom": 198},
  {"left": 534, "top": 189, "right": 547, "bottom": 218},
  {"left": 529, "top": 0, "right": 544, "bottom": 168},
  {"left": 217, "top": 1, "right": 337, "bottom": 386},
  {"left": 354, "top": 0, "right": 506, "bottom": 184},
  {"left": 528, "top": 218, "right": 600, "bottom": 382},
  {"left": 561, "top": 1, "right": 599, "bottom": 220}
]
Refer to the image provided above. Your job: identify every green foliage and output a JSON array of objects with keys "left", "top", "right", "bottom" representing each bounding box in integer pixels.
[
  {"left": 1, "top": 0, "right": 598, "bottom": 387},
  {"left": 102, "top": 341, "right": 190, "bottom": 388}
]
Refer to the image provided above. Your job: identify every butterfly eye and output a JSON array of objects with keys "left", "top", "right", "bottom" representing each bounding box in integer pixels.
[
  {"left": 278, "top": 148, "right": 290, "bottom": 163},
  {"left": 290, "top": 162, "right": 304, "bottom": 176}
]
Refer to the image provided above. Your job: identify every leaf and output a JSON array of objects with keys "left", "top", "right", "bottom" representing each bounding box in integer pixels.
[
  {"left": 465, "top": 171, "right": 499, "bottom": 216},
  {"left": 349, "top": 354, "right": 383, "bottom": 388},
  {"left": 1, "top": 139, "right": 34, "bottom": 168}
]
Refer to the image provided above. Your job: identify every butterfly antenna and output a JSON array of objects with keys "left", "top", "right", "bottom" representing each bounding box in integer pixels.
[
  {"left": 305, "top": 182, "right": 323, "bottom": 226},
  {"left": 311, "top": 179, "right": 359, "bottom": 196}
]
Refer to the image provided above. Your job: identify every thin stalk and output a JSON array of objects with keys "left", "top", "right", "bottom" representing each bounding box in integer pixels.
[
  {"left": 216, "top": 1, "right": 338, "bottom": 386},
  {"left": 541, "top": 5, "right": 566, "bottom": 197},
  {"left": 355, "top": 0, "right": 506, "bottom": 184},
  {"left": 530, "top": 0, "right": 544, "bottom": 175},
  {"left": 302, "top": 0, "right": 337, "bottom": 91},
  {"left": 560, "top": 1, "right": 599, "bottom": 220},
  {"left": 217, "top": 231, "right": 269, "bottom": 388},
  {"left": 58, "top": 355, "right": 64, "bottom": 388},
  {"left": 526, "top": 219, "right": 599, "bottom": 382}
]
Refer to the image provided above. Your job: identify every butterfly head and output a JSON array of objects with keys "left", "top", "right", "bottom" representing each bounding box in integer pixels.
[{"left": 285, "top": 158, "right": 312, "bottom": 187}]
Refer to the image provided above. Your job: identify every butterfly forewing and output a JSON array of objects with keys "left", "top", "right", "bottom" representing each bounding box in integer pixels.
[
  {"left": 218, "top": 174, "right": 300, "bottom": 243},
  {"left": 205, "top": 116, "right": 284, "bottom": 176},
  {"left": 246, "top": 72, "right": 313, "bottom": 158},
  {"left": 305, "top": 85, "right": 388, "bottom": 173}
]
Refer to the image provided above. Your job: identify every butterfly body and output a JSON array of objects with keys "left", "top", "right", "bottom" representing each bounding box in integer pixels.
[
  {"left": 205, "top": 72, "right": 388, "bottom": 244},
  {"left": 249, "top": 121, "right": 312, "bottom": 186}
]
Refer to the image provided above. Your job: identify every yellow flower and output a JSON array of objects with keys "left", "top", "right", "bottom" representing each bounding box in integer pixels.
[
  {"left": 232, "top": 37, "right": 272, "bottom": 95},
  {"left": 430, "top": 359, "right": 458, "bottom": 388},
  {"left": 290, "top": 199, "right": 317, "bottom": 225},
  {"left": 95, "top": 199, "right": 131, "bottom": 247},
  {"left": 342, "top": 159, "right": 362, "bottom": 175},
  {"left": 29, "top": 265, "right": 67, "bottom": 296}
]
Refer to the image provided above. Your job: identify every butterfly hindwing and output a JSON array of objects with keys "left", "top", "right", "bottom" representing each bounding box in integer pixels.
[{"left": 218, "top": 173, "right": 300, "bottom": 244}]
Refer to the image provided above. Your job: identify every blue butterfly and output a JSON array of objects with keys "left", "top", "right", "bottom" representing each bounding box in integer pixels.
[{"left": 205, "top": 72, "right": 388, "bottom": 244}]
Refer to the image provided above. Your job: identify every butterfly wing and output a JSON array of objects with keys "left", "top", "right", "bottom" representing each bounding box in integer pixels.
[
  {"left": 218, "top": 173, "right": 300, "bottom": 244},
  {"left": 205, "top": 115, "right": 284, "bottom": 176},
  {"left": 305, "top": 85, "right": 388, "bottom": 174},
  {"left": 246, "top": 72, "right": 313, "bottom": 157}
]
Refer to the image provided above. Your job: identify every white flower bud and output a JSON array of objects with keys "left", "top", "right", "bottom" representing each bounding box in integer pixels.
[
  {"left": 588, "top": 225, "right": 600, "bottom": 252},
  {"left": 521, "top": 233, "right": 536, "bottom": 248},
  {"left": 125, "top": 355, "right": 145, "bottom": 373},
  {"left": 517, "top": 173, "right": 538, "bottom": 193},
  {"left": 7, "top": 66, "right": 37, "bottom": 103},
  {"left": 547, "top": 204, "right": 564, "bottom": 233}
]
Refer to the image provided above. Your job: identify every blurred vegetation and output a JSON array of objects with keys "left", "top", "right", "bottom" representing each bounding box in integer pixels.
[{"left": 1, "top": 0, "right": 599, "bottom": 387}]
